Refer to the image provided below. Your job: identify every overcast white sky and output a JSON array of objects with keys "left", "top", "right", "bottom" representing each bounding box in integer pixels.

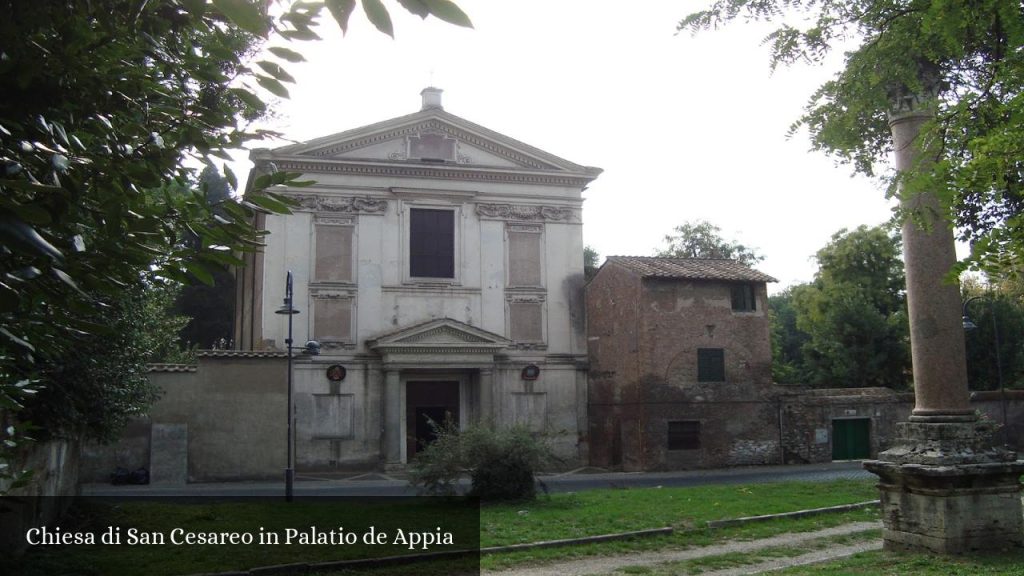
[{"left": 235, "top": 0, "right": 905, "bottom": 292}]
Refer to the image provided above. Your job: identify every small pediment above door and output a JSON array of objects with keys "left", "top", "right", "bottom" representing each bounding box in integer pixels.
[{"left": 367, "top": 317, "right": 510, "bottom": 357}]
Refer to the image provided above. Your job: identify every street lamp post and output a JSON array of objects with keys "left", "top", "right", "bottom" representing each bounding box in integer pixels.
[
  {"left": 962, "top": 295, "right": 1006, "bottom": 442},
  {"left": 275, "top": 271, "right": 320, "bottom": 502}
]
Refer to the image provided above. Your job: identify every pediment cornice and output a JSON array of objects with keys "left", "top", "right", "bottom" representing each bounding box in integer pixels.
[
  {"left": 257, "top": 109, "right": 602, "bottom": 187},
  {"left": 266, "top": 157, "right": 598, "bottom": 188},
  {"left": 367, "top": 318, "right": 510, "bottom": 356}
]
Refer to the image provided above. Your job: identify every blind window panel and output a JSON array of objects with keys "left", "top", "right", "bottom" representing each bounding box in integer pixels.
[
  {"left": 508, "top": 231, "right": 541, "bottom": 286},
  {"left": 313, "top": 299, "right": 352, "bottom": 342},
  {"left": 314, "top": 225, "right": 353, "bottom": 282},
  {"left": 510, "top": 301, "right": 543, "bottom": 342}
]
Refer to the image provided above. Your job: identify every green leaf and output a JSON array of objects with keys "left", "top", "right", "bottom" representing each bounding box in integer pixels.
[
  {"left": 255, "top": 60, "right": 296, "bottom": 84},
  {"left": 200, "top": 250, "right": 246, "bottom": 268},
  {"left": 229, "top": 87, "right": 266, "bottom": 110},
  {"left": 255, "top": 75, "right": 290, "bottom": 98},
  {"left": 212, "top": 0, "right": 268, "bottom": 36},
  {"left": 361, "top": 0, "right": 394, "bottom": 37},
  {"left": 279, "top": 28, "right": 321, "bottom": 41},
  {"left": 326, "top": 0, "right": 357, "bottom": 33},
  {"left": 396, "top": 0, "right": 429, "bottom": 18},
  {"left": 185, "top": 260, "right": 216, "bottom": 286},
  {"left": 422, "top": 0, "right": 472, "bottom": 28},
  {"left": 223, "top": 165, "right": 238, "bottom": 192},
  {"left": 0, "top": 214, "right": 63, "bottom": 260},
  {"left": 268, "top": 46, "right": 305, "bottom": 63},
  {"left": 0, "top": 327, "right": 34, "bottom": 353},
  {"left": 246, "top": 193, "right": 293, "bottom": 213}
]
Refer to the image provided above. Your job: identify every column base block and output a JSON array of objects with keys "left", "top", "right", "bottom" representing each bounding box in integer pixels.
[{"left": 864, "top": 421, "right": 1024, "bottom": 554}]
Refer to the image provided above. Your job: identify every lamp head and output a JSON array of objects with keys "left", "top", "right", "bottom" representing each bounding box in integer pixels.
[{"left": 303, "top": 340, "right": 321, "bottom": 356}]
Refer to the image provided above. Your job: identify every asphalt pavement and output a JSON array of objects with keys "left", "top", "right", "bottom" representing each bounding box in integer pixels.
[{"left": 81, "top": 461, "right": 874, "bottom": 498}]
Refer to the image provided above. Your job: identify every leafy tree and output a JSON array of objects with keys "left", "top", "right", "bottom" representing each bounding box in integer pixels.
[
  {"left": 769, "top": 287, "right": 809, "bottom": 384},
  {"left": 584, "top": 245, "right": 601, "bottom": 280},
  {"left": 656, "top": 220, "right": 764, "bottom": 265},
  {"left": 961, "top": 287, "right": 1024, "bottom": 391},
  {"left": 680, "top": 1, "right": 1024, "bottom": 278},
  {"left": 25, "top": 281, "right": 191, "bottom": 443},
  {"left": 792, "top": 225, "right": 910, "bottom": 388},
  {"left": 0, "top": 1, "right": 471, "bottom": 484},
  {"left": 174, "top": 167, "right": 237, "bottom": 349}
]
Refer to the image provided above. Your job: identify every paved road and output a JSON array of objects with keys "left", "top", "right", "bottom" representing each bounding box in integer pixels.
[{"left": 82, "top": 461, "right": 873, "bottom": 498}]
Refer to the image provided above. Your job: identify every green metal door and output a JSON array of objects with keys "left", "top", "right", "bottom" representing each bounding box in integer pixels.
[{"left": 832, "top": 419, "right": 871, "bottom": 460}]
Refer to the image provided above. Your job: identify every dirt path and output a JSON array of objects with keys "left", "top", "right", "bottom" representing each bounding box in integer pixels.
[{"left": 483, "top": 521, "right": 882, "bottom": 576}]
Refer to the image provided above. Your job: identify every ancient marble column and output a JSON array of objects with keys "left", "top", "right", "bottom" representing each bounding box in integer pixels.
[
  {"left": 863, "top": 103, "right": 1024, "bottom": 554},
  {"left": 889, "top": 110, "right": 973, "bottom": 422}
]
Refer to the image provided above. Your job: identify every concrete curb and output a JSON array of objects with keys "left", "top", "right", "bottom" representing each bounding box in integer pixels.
[
  {"left": 187, "top": 549, "right": 477, "bottom": 576},
  {"left": 706, "top": 500, "right": 880, "bottom": 528},
  {"left": 186, "top": 500, "right": 879, "bottom": 575},
  {"left": 480, "top": 527, "right": 674, "bottom": 555}
]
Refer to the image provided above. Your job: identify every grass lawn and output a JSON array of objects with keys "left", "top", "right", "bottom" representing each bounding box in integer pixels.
[
  {"left": 479, "top": 479, "right": 877, "bottom": 547},
  {"left": 6, "top": 479, "right": 879, "bottom": 576}
]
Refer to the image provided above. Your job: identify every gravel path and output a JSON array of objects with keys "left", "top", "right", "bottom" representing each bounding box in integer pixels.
[{"left": 482, "top": 521, "right": 882, "bottom": 576}]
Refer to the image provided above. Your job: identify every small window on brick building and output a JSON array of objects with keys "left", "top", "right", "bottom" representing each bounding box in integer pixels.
[
  {"left": 409, "top": 208, "right": 454, "bottom": 278},
  {"left": 697, "top": 348, "right": 725, "bottom": 382},
  {"left": 667, "top": 421, "right": 701, "bottom": 450},
  {"left": 731, "top": 283, "right": 756, "bottom": 312}
]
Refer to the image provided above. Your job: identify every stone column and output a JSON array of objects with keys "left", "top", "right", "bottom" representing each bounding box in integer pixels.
[
  {"left": 863, "top": 105, "right": 1024, "bottom": 554},
  {"left": 382, "top": 368, "right": 402, "bottom": 468},
  {"left": 890, "top": 110, "right": 972, "bottom": 422},
  {"left": 478, "top": 368, "right": 494, "bottom": 423}
]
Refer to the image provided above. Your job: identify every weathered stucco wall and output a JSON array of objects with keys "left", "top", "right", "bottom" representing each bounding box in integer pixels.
[{"left": 81, "top": 355, "right": 287, "bottom": 483}]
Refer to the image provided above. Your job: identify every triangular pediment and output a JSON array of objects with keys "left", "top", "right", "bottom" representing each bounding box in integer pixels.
[
  {"left": 268, "top": 109, "right": 599, "bottom": 177},
  {"left": 368, "top": 318, "right": 510, "bottom": 353}
]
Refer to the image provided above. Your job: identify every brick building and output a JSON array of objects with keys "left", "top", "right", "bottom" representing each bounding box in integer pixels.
[{"left": 586, "top": 256, "right": 779, "bottom": 470}]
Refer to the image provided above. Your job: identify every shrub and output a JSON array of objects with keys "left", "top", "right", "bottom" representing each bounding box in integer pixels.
[{"left": 408, "top": 422, "right": 554, "bottom": 502}]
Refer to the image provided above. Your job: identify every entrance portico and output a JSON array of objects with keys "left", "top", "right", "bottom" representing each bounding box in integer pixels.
[{"left": 368, "top": 318, "right": 509, "bottom": 466}]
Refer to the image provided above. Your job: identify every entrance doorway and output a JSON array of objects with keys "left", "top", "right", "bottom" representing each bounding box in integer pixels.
[
  {"left": 406, "top": 381, "right": 460, "bottom": 459},
  {"left": 832, "top": 418, "right": 871, "bottom": 460}
]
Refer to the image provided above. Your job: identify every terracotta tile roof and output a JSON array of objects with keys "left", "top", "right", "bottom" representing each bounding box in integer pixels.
[
  {"left": 606, "top": 256, "right": 777, "bottom": 283},
  {"left": 195, "top": 350, "right": 288, "bottom": 359},
  {"left": 147, "top": 363, "right": 197, "bottom": 373}
]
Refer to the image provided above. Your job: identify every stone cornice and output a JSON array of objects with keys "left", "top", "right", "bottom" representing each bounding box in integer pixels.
[{"left": 270, "top": 158, "right": 597, "bottom": 188}]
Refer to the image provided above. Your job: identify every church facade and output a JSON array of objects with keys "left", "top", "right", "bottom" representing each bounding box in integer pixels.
[{"left": 234, "top": 89, "right": 601, "bottom": 468}]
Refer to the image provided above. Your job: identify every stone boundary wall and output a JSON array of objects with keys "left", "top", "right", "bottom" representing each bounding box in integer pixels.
[
  {"left": 780, "top": 387, "right": 1024, "bottom": 464},
  {"left": 81, "top": 354, "right": 288, "bottom": 484}
]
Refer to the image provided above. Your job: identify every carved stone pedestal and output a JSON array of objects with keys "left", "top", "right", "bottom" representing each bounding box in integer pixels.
[{"left": 864, "top": 421, "right": 1024, "bottom": 553}]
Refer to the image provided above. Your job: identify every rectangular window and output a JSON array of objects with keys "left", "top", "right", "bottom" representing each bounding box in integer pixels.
[
  {"left": 508, "top": 229, "right": 542, "bottom": 286},
  {"left": 313, "top": 298, "right": 352, "bottom": 342},
  {"left": 510, "top": 301, "right": 543, "bottom": 342},
  {"left": 409, "top": 208, "right": 454, "bottom": 278},
  {"left": 731, "top": 284, "right": 756, "bottom": 312},
  {"left": 697, "top": 348, "right": 725, "bottom": 382},
  {"left": 667, "top": 421, "right": 701, "bottom": 450},
  {"left": 314, "top": 225, "right": 353, "bottom": 282}
]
